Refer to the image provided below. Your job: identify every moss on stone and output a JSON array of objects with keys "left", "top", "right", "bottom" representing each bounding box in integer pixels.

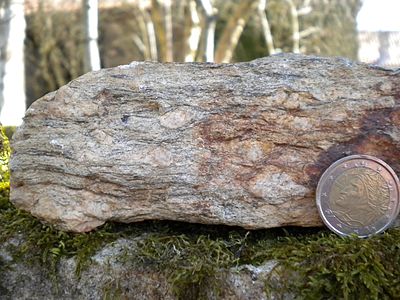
[
  {"left": 1, "top": 125, "right": 400, "bottom": 299},
  {"left": 0, "top": 126, "right": 121, "bottom": 279},
  {"left": 124, "top": 232, "right": 245, "bottom": 299},
  {"left": 247, "top": 230, "right": 400, "bottom": 299},
  {"left": 3, "top": 126, "right": 16, "bottom": 141}
]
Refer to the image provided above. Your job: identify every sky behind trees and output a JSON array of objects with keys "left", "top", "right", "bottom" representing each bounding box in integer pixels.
[{"left": 357, "top": 0, "right": 400, "bottom": 31}]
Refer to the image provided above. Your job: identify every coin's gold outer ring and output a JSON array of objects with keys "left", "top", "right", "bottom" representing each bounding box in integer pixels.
[{"left": 316, "top": 155, "right": 400, "bottom": 238}]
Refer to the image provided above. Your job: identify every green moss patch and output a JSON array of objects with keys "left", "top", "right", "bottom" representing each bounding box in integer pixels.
[
  {"left": 247, "top": 231, "right": 400, "bottom": 299},
  {"left": 3, "top": 126, "right": 16, "bottom": 141},
  {"left": 1, "top": 126, "right": 400, "bottom": 299}
]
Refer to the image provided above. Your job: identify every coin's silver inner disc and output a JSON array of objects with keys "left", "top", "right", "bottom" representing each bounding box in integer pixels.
[{"left": 316, "top": 155, "right": 400, "bottom": 237}]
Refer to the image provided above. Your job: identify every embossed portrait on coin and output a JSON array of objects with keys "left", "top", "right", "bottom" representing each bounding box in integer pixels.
[{"left": 329, "top": 168, "right": 390, "bottom": 228}]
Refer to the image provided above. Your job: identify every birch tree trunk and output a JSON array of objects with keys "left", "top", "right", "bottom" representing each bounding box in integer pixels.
[
  {"left": 143, "top": 10, "right": 158, "bottom": 61},
  {"left": 198, "top": 0, "right": 217, "bottom": 62},
  {"left": 184, "top": 0, "right": 200, "bottom": 62},
  {"left": 149, "top": 0, "right": 165, "bottom": 61},
  {"left": 82, "top": 0, "right": 101, "bottom": 72},
  {"left": 258, "top": 0, "right": 276, "bottom": 55},
  {"left": 0, "top": 0, "right": 11, "bottom": 113},
  {"left": 0, "top": 0, "right": 25, "bottom": 126},
  {"left": 286, "top": 0, "right": 300, "bottom": 53}
]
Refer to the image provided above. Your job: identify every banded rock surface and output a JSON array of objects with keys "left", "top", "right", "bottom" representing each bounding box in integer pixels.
[{"left": 11, "top": 54, "right": 400, "bottom": 232}]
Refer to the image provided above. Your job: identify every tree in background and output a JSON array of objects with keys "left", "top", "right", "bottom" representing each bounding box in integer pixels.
[
  {"left": 82, "top": 0, "right": 101, "bottom": 72},
  {"left": 0, "top": 0, "right": 26, "bottom": 126},
  {"left": 23, "top": 0, "right": 361, "bottom": 107},
  {"left": 197, "top": 0, "right": 217, "bottom": 62},
  {"left": 214, "top": 1, "right": 259, "bottom": 63},
  {"left": 25, "top": 0, "right": 84, "bottom": 108},
  {"left": 234, "top": 0, "right": 360, "bottom": 61},
  {"left": 0, "top": 0, "right": 11, "bottom": 113}
]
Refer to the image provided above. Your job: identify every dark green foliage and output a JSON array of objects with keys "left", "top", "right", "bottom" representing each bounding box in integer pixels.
[{"left": 1, "top": 125, "right": 399, "bottom": 299}]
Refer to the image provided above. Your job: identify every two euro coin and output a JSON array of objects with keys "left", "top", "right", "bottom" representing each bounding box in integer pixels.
[{"left": 316, "top": 155, "right": 400, "bottom": 237}]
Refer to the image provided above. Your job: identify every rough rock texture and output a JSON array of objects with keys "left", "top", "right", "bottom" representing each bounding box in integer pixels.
[
  {"left": 0, "top": 237, "right": 282, "bottom": 300},
  {"left": 0, "top": 238, "right": 172, "bottom": 300},
  {"left": 10, "top": 54, "right": 400, "bottom": 232}
]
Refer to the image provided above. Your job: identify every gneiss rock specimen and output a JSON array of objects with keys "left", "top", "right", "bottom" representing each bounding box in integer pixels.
[{"left": 10, "top": 54, "right": 400, "bottom": 232}]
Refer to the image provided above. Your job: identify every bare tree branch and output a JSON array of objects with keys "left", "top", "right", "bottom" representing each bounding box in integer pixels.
[
  {"left": 286, "top": 0, "right": 300, "bottom": 53},
  {"left": 82, "top": 0, "right": 101, "bottom": 72},
  {"left": 162, "top": 0, "right": 174, "bottom": 61},
  {"left": 139, "top": 1, "right": 158, "bottom": 61},
  {"left": 258, "top": 0, "right": 275, "bottom": 55},
  {"left": 132, "top": 33, "right": 146, "bottom": 55},
  {"left": 136, "top": 6, "right": 151, "bottom": 60},
  {"left": 298, "top": 0, "right": 312, "bottom": 15},
  {"left": 198, "top": 0, "right": 217, "bottom": 62},
  {"left": 149, "top": 0, "right": 166, "bottom": 61},
  {"left": 184, "top": 0, "right": 200, "bottom": 62},
  {"left": 215, "top": 0, "right": 259, "bottom": 63},
  {"left": 299, "top": 26, "right": 319, "bottom": 38}
]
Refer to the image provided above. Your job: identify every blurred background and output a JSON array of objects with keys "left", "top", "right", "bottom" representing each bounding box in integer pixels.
[{"left": 0, "top": 0, "right": 399, "bottom": 126}]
